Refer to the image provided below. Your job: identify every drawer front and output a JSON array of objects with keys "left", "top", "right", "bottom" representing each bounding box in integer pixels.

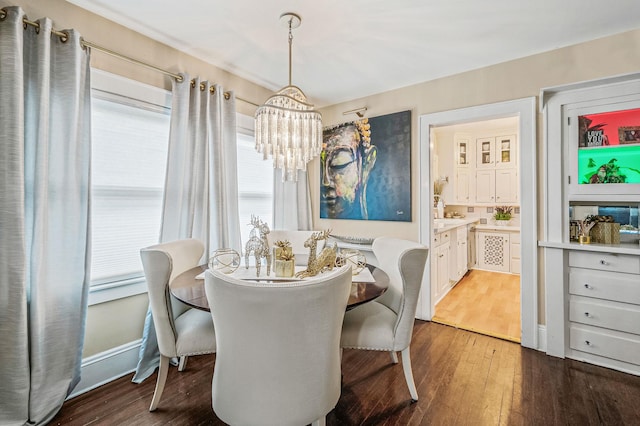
[
  {"left": 570, "top": 325, "right": 640, "bottom": 366},
  {"left": 510, "top": 232, "right": 520, "bottom": 244},
  {"left": 569, "top": 251, "right": 640, "bottom": 275},
  {"left": 570, "top": 268, "right": 640, "bottom": 304},
  {"left": 569, "top": 296, "right": 640, "bottom": 335},
  {"left": 440, "top": 231, "right": 451, "bottom": 245}
]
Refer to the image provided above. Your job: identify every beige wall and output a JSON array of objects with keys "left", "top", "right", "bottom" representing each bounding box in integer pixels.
[{"left": 5, "top": 0, "right": 640, "bottom": 355}]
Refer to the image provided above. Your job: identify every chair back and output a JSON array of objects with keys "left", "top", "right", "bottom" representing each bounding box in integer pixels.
[
  {"left": 140, "top": 238, "right": 204, "bottom": 358},
  {"left": 372, "top": 237, "right": 429, "bottom": 350},
  {"left": 205, "top": 265, "right": 352, "bottom": 426}
]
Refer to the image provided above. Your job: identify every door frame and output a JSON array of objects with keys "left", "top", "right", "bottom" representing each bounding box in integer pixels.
[{"left": 417, "top": 97, "right": 538, "bottom": 350}]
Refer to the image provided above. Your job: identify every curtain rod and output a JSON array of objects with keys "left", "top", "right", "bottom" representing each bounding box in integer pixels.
[{"left": 6, "top": 10, "right": 259, "bottom": 107}]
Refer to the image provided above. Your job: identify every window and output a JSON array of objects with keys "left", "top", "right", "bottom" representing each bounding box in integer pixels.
[
  {"left": 89, "top": 70, "right": 171, "bottom": 304},
  {"left": 236, "top": 116, "right": 274, "bottom": 247}
]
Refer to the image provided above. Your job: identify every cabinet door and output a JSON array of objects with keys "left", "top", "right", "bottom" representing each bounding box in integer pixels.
[
  {"left": 456, "top": 228, "right": 467, "bottom": 281},
  {"left": 456, "top": 136, "right": 472, "bottom": 167},
  {"left": 477, "top": 231, "right": 510, "bottom": 272},
  {"left": 455, "top": 168, "right": 471, "bottom": 204},
  {"left": 495, "top": 134, "right": 517, "bottom": 168},
  {"left": 476, "top": 137, "right": 495, "bottom": 168},
  {"left": 495, "top": 168, "right": 518, "bottom": 203},
  {"left": 436, "top": 243, "right": 450, "bottom": 299},
  {"left": 475, "top": 169, "right": 495, "bottom": 203}
]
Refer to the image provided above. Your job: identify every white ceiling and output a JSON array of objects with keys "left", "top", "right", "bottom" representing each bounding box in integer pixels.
[{"left": 66, "top": 0, "right": 640, "bottom": 107}]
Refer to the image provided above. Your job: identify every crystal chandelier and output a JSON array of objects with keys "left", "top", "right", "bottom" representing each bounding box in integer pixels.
[{"left": 255, "top": 12, "right": 323, "bottom": 182}]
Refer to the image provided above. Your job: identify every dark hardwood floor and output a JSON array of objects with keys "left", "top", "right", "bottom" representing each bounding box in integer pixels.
[{"left": 50, "top": 321, "right": 640, "bottom": 425}]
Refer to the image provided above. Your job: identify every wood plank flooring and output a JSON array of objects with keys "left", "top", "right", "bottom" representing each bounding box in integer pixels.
[
  {"left": 50, "top": 322, "right": 640, "bottom": 425},
  {"left": 433, "top": 269, "right": 521, "bottom": 342}
]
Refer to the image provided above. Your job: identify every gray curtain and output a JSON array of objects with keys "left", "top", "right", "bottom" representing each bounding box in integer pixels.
[
  {"left": 273, "top": 169, "right": 313, "bottom": 231},
  {"left": 133, "top": 75, "right": 241, "bottom": 382},
  {"left": 0, "top": 7, "right": 92, "bottom": 425}
]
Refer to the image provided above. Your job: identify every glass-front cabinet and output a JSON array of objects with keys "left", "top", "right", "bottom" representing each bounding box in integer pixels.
[
  {"left": 476, "top": 137, "right": 494, "bottom": 168},
  {"left": 455, "top": 134, "right": 472, "bottom": 167},
  {"left": 496, "top": 134, "right": 517, "bottom": 168}
]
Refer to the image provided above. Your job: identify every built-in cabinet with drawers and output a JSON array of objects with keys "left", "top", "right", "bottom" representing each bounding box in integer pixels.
[
  {"left": 567, "top": 251, "right": 640, "bottom": 369},
  {"left": 541, "top": 74, "right": 640, "bottom": 376},
  {"left": 454, "top": 133, "right": 518, "bottom": 205}
]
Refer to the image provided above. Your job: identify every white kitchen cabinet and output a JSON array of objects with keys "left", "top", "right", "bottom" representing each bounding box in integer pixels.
[
  {"left": 432, "top": 230, "right": 451, "bottom": 303},
  {"left": 453, "top": 133, "right": 518, "bottom": 205},
  {"left": 495, "top": 168, "right": 518, "bottom": 203},
  {"left": 477, "top": 231, "right": 510, "bottom": 273},
  {"left": 455, "top": 226, "right": 468, "bottom": 281},
  {"left": 495, "top": 134, "right": 517, "bottom": 168},
  {"left": 510, "top": 232, "right": 520, "bottom": 274},
  {"left": 476, "top": 137, "right": 495, "bottom": 168},
  {"left": 454, "top": 168, "right": 472, "bottom": 204},
  {"left": 475, "top": 169, "right": 496, "bottom": 203},
  {"left": 455, "top": 134, "right": 473, "bottom": 167}
]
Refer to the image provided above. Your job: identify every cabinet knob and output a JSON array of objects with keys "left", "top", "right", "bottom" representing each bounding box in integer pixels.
[
  {"left": 585, "top": 340, "right": 591, "bottom": 346},
  {"left": 584, "top": 312, "right": 591, "bottom": 318},
  {"left": 600, "top": 259, "right": 608, "bottom": 265},
  {"left": 584, "top": 284, "right": 591, "bottom": 289}
]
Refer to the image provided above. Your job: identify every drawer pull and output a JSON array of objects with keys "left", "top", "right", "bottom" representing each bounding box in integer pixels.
[
  {"left": 600, "top": 259, "right": 608, "bottom": 266},
  {"left": 585, "top": 340, "right": 591, "bottom": 346},
  {"left": 583, "top": 283, "right": 591, "bottom": 289},
  {"left": 584, "top": 312, "right": 591, "bottom": 318}
]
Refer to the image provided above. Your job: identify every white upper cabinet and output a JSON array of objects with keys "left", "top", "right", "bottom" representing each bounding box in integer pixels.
[{"left": 452, "top": 131, "right": 519, "bottom": 205}]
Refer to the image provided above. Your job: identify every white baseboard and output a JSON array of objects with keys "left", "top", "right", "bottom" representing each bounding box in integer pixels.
[
  {"left": 68, "top": 339, "right": 142, "bottom": 399},
  {"left": 537, "top": 324, "right": 547, "bottom": 352}
]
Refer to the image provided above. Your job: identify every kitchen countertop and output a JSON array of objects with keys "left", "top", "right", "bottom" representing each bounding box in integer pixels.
[
  {"left": 474, "top": 223, "right": 520, "bottom": 232},
  {"left": 433, "top": 218, "right": 478, "bottom": 234},
  {"left": 433, "top": 218, "right": 521, "bottom": 233}
]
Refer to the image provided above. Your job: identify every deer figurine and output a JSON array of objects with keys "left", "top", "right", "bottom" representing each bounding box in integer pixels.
[
  {"left": 295, "top": 229, "right": 337, "bottom": 278},
  {"left": 244, "top": 215, "right": 272, "bottom": 276}
]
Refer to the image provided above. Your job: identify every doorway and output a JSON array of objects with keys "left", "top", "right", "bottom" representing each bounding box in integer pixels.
[
  {"left": 417, "top": 97, "right": 537, "bottom": 350},
  {"left": 429, "top": 117, "right": 521, "bottom": 342}
]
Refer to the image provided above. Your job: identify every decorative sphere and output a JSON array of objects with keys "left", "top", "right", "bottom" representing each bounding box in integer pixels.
[
  {"left": 208, "top": 248, "right": 240, "bottom": 274},
  {"left": 336, "top": 248, "right": 366, "bottom": 275}
]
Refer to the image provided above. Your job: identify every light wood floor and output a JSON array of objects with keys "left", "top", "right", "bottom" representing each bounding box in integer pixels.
[{"left": 433, "top": 269, "right": 521, "bottom": 342}]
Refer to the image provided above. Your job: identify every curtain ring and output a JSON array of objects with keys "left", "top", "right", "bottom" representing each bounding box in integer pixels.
[
  {"left": 190, "top": 79, "right": 196, "bottom": 88},
  {"left": 34, "top": 21, "right": 40, "bottom": 34},
  {"left": 224, "top": 92, "right": 230, "bottom": 100},
  {"left": 0, "top": 9, "right": 8, "bottom": 21},
  {"left": 199, "top": 82, "right": 206, "bottom": 92},
  {"left": 59, "top": 30, "right": 69, "bottom": 43},
  {"left": 209, "top": 86, "right": 215, "bottom": 94}
]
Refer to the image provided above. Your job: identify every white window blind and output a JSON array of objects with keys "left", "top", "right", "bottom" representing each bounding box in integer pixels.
[
  {"left": 236, "top": 132, "right": 274, "bottom": 247},
  {"left": 90, "top": 88, "right": 170, "bottom": 286}
]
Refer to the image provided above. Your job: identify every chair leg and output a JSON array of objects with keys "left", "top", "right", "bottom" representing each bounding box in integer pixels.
[
  {"left": 178, "top": 355, "right": 188, "bottom": 371},
  {"left": 401, "top": 347, "right": 418, "bottom": 402},
  {"left": 390, "top": 351, "right": 398, "bottom": 364},
  {"left": 149, "top": 355, "right": 170, "bottom": 411},
  {"left": 311, "top": 416, "right": 326, "bottom": 426}
]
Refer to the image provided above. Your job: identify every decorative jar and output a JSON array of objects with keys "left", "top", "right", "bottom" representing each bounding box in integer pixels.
[{"left": 208, "top": 248, "right": 241, "bottom": 274}]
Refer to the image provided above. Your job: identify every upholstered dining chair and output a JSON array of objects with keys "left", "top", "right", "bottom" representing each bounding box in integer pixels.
[
  {"left": 340, "top": 237, "right": 429, "bottom": 402},
  {"left": 204, "top": 265, "right": 352, "bottom": 426},
  {"left": 140, "top": 238, "right": 216, "bottom": 411}
]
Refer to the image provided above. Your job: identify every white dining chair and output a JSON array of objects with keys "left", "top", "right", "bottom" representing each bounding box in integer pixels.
[
  {"left": 340, "top": 237, "right": 429, "bottom": 401},
  {"left": 205, "top": 265, "right": 352, "bottom": 426},
  {"left": 140, "top": 238, "right": 216, "bottom": 411}
]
